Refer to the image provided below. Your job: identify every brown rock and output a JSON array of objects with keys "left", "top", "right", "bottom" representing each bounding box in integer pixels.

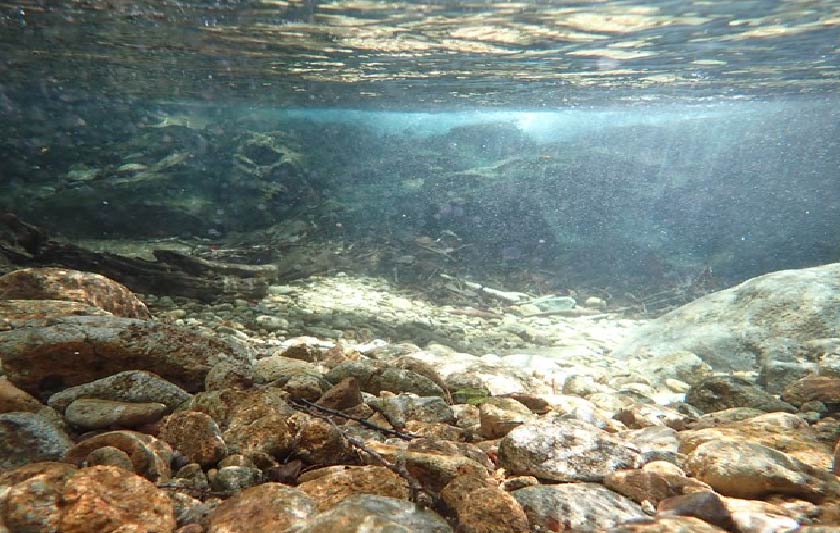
[
  {"left": 277, "top": 338, "right": 324, "bottom": 362},
  {"left": 604, "top": 469, "right": 712, "bottom": 506},
  {"left": 159, "top": 411, "right": 227, "bottom": 467},
  {"left": 59, "top": 466, "right": 176, "bottom": 533},
  {"left": 0, "top": 318, "right": 251, "bottom": 395},
  {"left": 455, "top": 486, "right": 530, "bottom": 533},
  {"left": 0, "top": 464, "right": 175, "bottom": 533},
  {"left": 316, "top": 377, "right": 363, "bottom": 410},
  {"left": 607, "top": 516, "right": 728, "bottom": 532},
  {"left": 0, "top": 376, "right": 43, "bottom": 414},
  {"left": 479, "top": 397, "right": 534, "bottom": 439},
  {"left": 205, "top": 361, "right": 254, "bottom": 391},
  {"left": 783, "top": 375, "right": 840, "bottom": 406},
  {"left": 684, "top": 439, "right": 840, "bottom": 502},
  {"left": 0, "top": 267, "right": 150, "bottom": 319},
  {"left": 84, "top": 445, "right": 135, "bottom": 471},
  {"left": 63, "top": 430, "right": 173, "bottom": 482},
  {"left": 0, "top": 462, "right": 78, "bottom": 532},
  {"left": 298, "top": 465, "right": 410, "bottom": 511},
  {"left": 65, "top": 398, "right": 167, "bottom": 430},
  {"left": 679, "top": 411, "right": 834, "bottom": 470},
  {"left": 404, "top": 420, "right": 466, "bottom": 441},
  {"left": 291, "top": 414, "right": 352, "bottom": 465},
  {"left": 440, "top": 472, "right": 496, "bottom": 512},
  {"left": 177, "top": 525, "right": 205, "bottom": 533},
  {"left": 207, "top": 482, "right": 316, "bottom": 532}
]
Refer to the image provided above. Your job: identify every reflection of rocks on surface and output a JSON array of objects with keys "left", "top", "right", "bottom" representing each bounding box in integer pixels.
[{"left": 1, "top": 263, "right": 840, "bottom": 531}]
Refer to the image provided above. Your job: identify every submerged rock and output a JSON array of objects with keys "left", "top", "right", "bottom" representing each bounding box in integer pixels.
[
  {"left": 0, "top": 267, "right": 150, "bottom": 319},
  {"left": 0, "top": 412, "right": 73, "bottom": 469},
  {"left": 513, "top": 483, "right": 646, "bottom": 531},
  {"left": 499, "top": 418, "right": 640, "bottom": 482},
  {"left": 288, "top": 494, "right": 452, "bottom": 532},
  {"left": 207, "top": 483, "right": 316, "bottom": 532},
  {"left": 684, "top": 439, "right": 840, "bottom": 502},
  {"left": 0, "top": 464, "right": 176, "bottom": 533},
  {"left": 158, "top": 411, "right": 227, "bottom": 467},
  {"left": 0, "top": 317, "right": 252, "bottom": 394},
  {"left": 64, "top": 398, "right": 167, "bottom": 430},
  {"left": 47, "top": 370, "right": 192, "bottom": 413},
  {"left": 613, "top": 263, "right": 840, "bottom": 371},
  {"left": 685, "top": 375, "right": 796, "bottom": 414},
  {"left": 297, "top": 465, "right": 410, "bottom": 511},
  {"left": 63, "top": 430, "right": 173, "bottom": 482}
]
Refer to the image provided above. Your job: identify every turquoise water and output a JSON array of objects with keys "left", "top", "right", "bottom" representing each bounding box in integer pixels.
[{"left": 0, "top": 1, "right": 838, "bottom": 293}]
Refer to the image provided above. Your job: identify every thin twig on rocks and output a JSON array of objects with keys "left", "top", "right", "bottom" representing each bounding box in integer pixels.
[{"left": 291, "top": 398, "right": 416, "bottom": 441}]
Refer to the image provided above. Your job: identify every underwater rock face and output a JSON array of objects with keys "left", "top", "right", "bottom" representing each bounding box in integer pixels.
[
  {"left": 0, "top": 412, "right": 73, "bottom": 470},
  {"left": 287, "top": 494, "right": 453, "bottom": 533},
  {"left": 0, "top": 464, "right": 177, "bottom": 533},
  {"left": 47, "top": 370, "right": 192, "bottom": 413},
  {"left": 0, "top": 315, "right": 252, "bottom": 395},
  {"left": 512, "top": 483, "right": 646, "bottom": 531},
  {"left": 63, "top": 430, "right": 174, "bottom": 482},
  {"left": 59, "top": 466, "right": 177, "bottom": 533},
  {"left": 499, "top": 418, "right": 640, "bottom": 482},
  {"left": 207, "top": 483, "right": 316, "bottom": 532},
  {"left": 0, "top": 267, "right": 150, "bottom": 319},
  {"left": 297, "top": 465, "right": 410, "bottom": 512},
  {"left": 613, "top": 263, "right": 840, "bottom": 372},
  {"left": 685, "top": 375, "right": 797, "bottom": 414},
  {"left": 64, "top": 398, "right": 167, "bottom": 430},
  {"left": 684, "top": 440, "right": 840, "bottom": 502}
]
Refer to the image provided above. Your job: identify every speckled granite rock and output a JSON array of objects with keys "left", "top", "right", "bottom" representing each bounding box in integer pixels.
[
  {"left": 0, "top": 267, "right": 150, "bottom": 319},
  {"left": 48, "top": 370, "right": 192, "bottom": 412},
  {"left": 499, "top": 417, "right": 640, "bottom": 482},
  {"left": 288, "top": 494, "right": 452, "bottom": 532},
  {"left": 0, "top": 462, "right": 78, "bottom": 532},
  {"left": 159, "top": 411, "right": 227, "bottom": 467},
  {"left": 0, "top": 412, "right": 73, "bottom": 469},
  {"left": 0, "top": 464, "right": 176, "bottom": 533},
  {"left": 207, "top": 483, "right": 316, "bottom": 532},
  {"left": 0, "top": 317, "right": 252, "bottom": 394},
  {"left": 297, "top": 465, "right": 410, "bottom": 511},
  {"left": 613, "top": 263, "right": 840, "bottom": 371},
  {"left": 513, "top": 483, "right": 646, "bottom": 531},
  {"left": 684, "top": 439, "right": 840, "bottom": 502}
]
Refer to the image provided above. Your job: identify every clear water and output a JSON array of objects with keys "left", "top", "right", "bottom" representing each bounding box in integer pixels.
[{"left": 1, "top": 0, "right": 838, "bottom": 301}]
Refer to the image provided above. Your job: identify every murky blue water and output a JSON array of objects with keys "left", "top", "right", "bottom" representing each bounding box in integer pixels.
[{"left": 0, "top": 1, "right": 838, "bottom": 296}]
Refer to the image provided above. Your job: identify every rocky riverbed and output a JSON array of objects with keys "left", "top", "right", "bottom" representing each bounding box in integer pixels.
[{"left": 2, "top": 264, "right": 840, "bottom": 532}]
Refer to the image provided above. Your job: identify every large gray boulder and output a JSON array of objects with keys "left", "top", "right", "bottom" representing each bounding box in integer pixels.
[{"left": 613, "top": 263, "right": 840, "bottom": 371}]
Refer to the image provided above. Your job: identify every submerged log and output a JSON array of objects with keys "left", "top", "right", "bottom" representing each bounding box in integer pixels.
[{"left": 0, "top": 214, "right": 272, "bottom": 302}]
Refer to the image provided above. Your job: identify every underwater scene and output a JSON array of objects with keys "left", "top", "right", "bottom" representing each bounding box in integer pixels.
[{"left": 1, "top": 1, "right": 840, "bottom": 531}]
